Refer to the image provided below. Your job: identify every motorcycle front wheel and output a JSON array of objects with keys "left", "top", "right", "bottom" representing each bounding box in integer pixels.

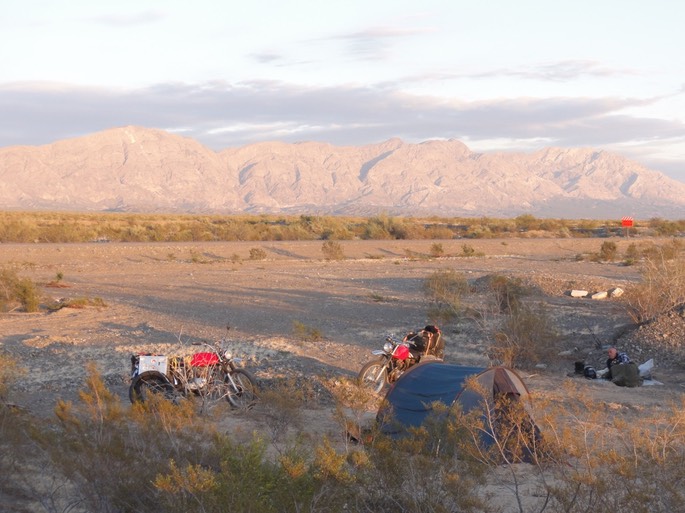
[
  {"left": 358, "top": 358, "right": 388, "bottom": 394},
  {"left": 226, "top": 369, "right": 258, "bottom": 410},
  {"left": 129, "top": 374, "right": 175, "bottom": 404}
]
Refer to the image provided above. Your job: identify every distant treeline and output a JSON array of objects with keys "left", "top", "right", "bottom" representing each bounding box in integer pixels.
[{"left": 0, "top": 211, "right": 683, "bottom": 243}]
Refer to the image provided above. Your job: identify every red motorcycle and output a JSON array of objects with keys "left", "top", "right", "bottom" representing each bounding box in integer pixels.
[
  {"left": 357, "top": 326, "right": 443, "bottom": 394},
  {"left": 357, "top": 336, "right": 419, "bottom": 394}
]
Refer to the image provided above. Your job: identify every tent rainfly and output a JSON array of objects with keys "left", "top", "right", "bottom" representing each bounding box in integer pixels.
[{"left": 376, "top": 361, "right": 540, "bottom": 458}]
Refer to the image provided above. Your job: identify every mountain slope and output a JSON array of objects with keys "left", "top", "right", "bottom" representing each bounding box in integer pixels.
[{"left": 0, "top": 126, "right": 683, "bottom": 218}]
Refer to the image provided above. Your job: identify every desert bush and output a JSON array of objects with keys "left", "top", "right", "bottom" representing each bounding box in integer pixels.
[
  {"left": 429, "top": 242, "right": 444, "bottom": 257},
  {"left": 0, "top": 353, "right": 24, "bottom": 404},
  {"left": 623, "top": 242, "right": 640, "bottom": 265},
  {"left": 256, "top": 379, "right": 307, "bottom": 444},
  {"left": 39, "top": 364, "right": 219, "bottom": 513},
  {"left": 648, "top": 217, "right": 685, "bottom": 236},
  {"left": 292, "top": 320, "right": 323, "bottom": 342},
  {"left": 598, "top": 240, "right": 618, "bottom": 261},
  {"left": 486, "top": 274, "right": 527, "bottom": 314},
  {"left": 460, "top": 243, "right": 484, "bottom": 257},
  {"left": 0, "top": 400, "right": 47, "bottom": 510},
  {"left": 422, "top": 270, "right": 470, "bottom": 323},
  {"left": 321, "top": 240, "right": 344, "bottom": 260},
  {"left": 489, "top": 302, "right": 558, "bottom": 368},
  {"left": 423, "top": 270, "right": 471, "bottom": 322},
  {"left": 15, "top": 277, "right": 40, "bottom": 312},
  {"left": 624, "top": 241, "right": 685, "bottom": 323},
  {"left": 0, "top": 268, "right": 19, "bottom": 311},
  {"left": 249, "top": 247, "right": 267, "bottom": 260},
  {"left": 0, "top": 268, "right": 40, "bottom": 312},
  {"left": 529, "top": 389, "right": 685, "bottom": 513},
  {"left": 423, "top": 226, "right": 457, "bottom": 239},
  {"left": 1, "top": 211, "right": 680, "bottom": 243},
  {"left": 367, "top": 291, "right": 391, "bottom": 302},
  {"left": 5, "top": 358, "right": 685, "bottom": 512},
  {"left": 48, "top": 296, "right": 107, "bottom": 311}
]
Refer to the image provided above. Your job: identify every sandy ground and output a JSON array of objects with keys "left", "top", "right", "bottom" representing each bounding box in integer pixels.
[{"left": 2, "top": 237, "right": 685, "bottom": 452}]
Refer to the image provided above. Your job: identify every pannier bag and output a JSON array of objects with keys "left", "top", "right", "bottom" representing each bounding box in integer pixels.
[
  {"left": 404, "top": 325, "right": 444, "bottom": 359},
  {"left": 611, "top": 362, "right": 642, "bottom": 387}
]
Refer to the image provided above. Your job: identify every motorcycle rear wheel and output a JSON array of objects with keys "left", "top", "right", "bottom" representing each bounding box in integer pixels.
[
  {"left": 226, "top": 369, "right": 258, "bottom": 410},
  {"left": 129, "top": 374, "right": 175, "bottom": 403},
  {"left": 358, "top": 358, "right": 388, "bottom": 394}
]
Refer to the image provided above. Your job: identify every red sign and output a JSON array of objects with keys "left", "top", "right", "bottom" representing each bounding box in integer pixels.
[{"left": 621, "top": 217, "right": 634, "bottom": 227}]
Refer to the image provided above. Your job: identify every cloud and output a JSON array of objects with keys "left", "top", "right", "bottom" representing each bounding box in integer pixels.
[
  {"left": 325, "top": 25, "right": 434, "bottom": 60},
  {"left": 89, "top": 10, "right": 165, "bottom": 27},
  {"left": 482, "top": 60, "right": 632, "bottom": 82},
  {"left": 411, "top": 60, "right": 634, "bottom": 84},
  {"left": 250, "top": 52, "right": 285, "bottom": 64},
  {"left": 1, "top": 80, "right": 684, "bottom": 180}
]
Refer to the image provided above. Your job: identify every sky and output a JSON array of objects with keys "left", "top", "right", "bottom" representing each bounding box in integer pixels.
[{"left": 2, "top": 0, "right": 685, "bottom": 184}]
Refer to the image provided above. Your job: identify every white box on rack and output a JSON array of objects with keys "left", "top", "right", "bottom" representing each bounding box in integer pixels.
[{"left": 138, "top": 355, "right": 168, "bottom": 375}]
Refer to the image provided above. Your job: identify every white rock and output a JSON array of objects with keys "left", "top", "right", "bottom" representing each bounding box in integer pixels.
[
  {"left": 610, "top": 287, "right": 624, "bottom": 298},
  {"left": 570, "top": 290, "right": 588, "bottom": 298},
  {"left": 591, "top": 291, "right": 608, "bottom": 300}
]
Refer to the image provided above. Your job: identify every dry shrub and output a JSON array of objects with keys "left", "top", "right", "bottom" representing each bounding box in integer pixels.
[
  {"left": 530, "top": 386, "right": 685, "bottom": 513},
  {"left": 490, "top": 302, "right": 559, "bottom": 368},
  {"left": 256, "top": 378, "right": 307, "bottom": 443},
  {"left": 249, "top": 247, "right": 267, "bottom": 260},
  {"left": 624, "top": 240, "right": 685, "bottom": 323},
  {"left": 429, "top": 242, "right": 445, "bottom": 257},
  {"left": 39, "top": 364, "right": 216, "bottom": 513},
  {"left": 321, "top": 240, "right": 345, "bottom": 260},
  {"left": 0, "top": 267, "right": 41, "bottom": 312},
  {"left": 423, "top": 269, "right": 470, "bottom": 322},
  {"left": 292, "top": 320, "right": 323, "bottom": 342},
  {"left": 4, "top": 359, "right": 685, "bottom": 512}
]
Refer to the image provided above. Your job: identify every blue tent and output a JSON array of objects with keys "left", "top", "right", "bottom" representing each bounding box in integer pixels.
[{"left": 377, "top": 361, "right": 535, "bottom": 443}]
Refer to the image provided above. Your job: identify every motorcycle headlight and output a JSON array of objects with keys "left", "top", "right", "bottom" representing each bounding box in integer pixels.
[
  {"left": 223, "top": 350, "right": 232, "bottom": 360},
  {"left": 383, "top": 342, "right": 394, "bottom": 353}
]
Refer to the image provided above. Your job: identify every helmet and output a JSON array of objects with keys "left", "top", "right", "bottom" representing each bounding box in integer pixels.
[{"left": 584, "top": 366, "right": 597, "bottom": 379}]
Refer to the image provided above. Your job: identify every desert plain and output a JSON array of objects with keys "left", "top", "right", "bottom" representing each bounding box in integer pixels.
[
  {"left": 2, "top": 236, "right": 684, "bottom": 430},
  {"left": 3, "top": 236, "right": 685, "bottom": 511}
]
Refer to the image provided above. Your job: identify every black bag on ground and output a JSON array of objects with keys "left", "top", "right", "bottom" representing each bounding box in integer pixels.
[{"left": 611, "top": 362, "right": 642, "bottom": 387}]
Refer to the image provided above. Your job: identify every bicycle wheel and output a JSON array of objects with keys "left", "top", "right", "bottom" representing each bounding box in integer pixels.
[
  {"left": 226, "top": 369, "right": 258, "bottom": 409},
  {"left": 129, "top": 374, "right": 174, "bottom": 403}
]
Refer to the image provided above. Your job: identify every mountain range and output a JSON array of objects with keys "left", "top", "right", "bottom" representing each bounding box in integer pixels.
[{"left": 1, "top": 125, "right": 683, "bottom": 219}]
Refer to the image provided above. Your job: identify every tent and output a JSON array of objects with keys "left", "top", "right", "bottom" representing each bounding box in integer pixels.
[{"left": 376, "top": 361, "right": 540, "bottom": 460}]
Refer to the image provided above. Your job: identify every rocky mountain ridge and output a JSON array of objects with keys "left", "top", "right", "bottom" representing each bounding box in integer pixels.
[{"left": 1, "top": 126, "right": 683, "bottom": 219}]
